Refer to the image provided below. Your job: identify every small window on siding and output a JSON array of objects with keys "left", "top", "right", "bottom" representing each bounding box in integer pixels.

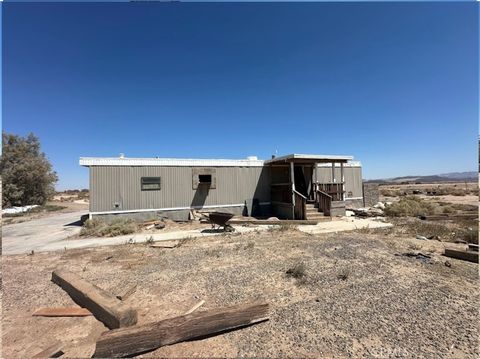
[{"left": 141, "top": 177, "right": 161, "bottom": 191}]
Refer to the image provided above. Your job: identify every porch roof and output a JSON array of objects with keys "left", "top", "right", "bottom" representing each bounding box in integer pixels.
[{"left": 264, "top": 153, "right": 353, "bottom": 165}]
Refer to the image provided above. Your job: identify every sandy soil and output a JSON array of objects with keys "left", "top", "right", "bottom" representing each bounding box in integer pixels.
[
  {"left": 2, "top": 228, "right": 478, "bottom": 358},
  {"left": 379, "top": 182, "right": 478, "bottom": 206}
]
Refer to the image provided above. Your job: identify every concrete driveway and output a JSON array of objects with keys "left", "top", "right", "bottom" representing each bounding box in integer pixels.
[{"left": 2, "top": 211, "right": 86, "bottom": 255}]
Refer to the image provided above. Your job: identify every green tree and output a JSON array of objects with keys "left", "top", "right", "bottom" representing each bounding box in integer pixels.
[{"left": 1, "top": 132, "right": 58, "bottom": 207}]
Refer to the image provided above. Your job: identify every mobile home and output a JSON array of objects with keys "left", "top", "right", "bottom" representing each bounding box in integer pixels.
[{"left": 80, "top": 154, "right": 364, "bottom": 221}]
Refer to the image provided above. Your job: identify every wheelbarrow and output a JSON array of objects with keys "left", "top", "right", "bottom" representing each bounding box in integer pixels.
[{"left": 208, "top": 212, "right": 235, "bottom": 232}]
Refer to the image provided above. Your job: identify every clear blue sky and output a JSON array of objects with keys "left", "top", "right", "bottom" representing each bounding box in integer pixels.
[{"left": 2, "top": 2, "right": 478, "bottom": 190}]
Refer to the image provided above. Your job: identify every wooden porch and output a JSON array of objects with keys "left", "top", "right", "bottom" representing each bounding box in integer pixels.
[{"left": 266, "top": 154, "right": 351, "bottom": 220}]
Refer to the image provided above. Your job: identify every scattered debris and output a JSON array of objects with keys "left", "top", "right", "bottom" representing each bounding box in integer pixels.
[
  {"left": 33, "top": 307, "right": 93, "bottom": 317},
  {"left": 416, "top": 235, "right": 428, "bottom": 241},
  {"left": 27, "top": 250, "right": 35, "bottom": 256},
  {"left": 2, "top": 205, "right": 40, "bottom": 215},
  {"left": 104, "top": 255, "right": 113, "bottom": 261},
  {"left": 32, "top": 341, "right": 64, "bottom": 359},
  {"left": 444, "top": 248, "right": 479, "bottom": 263},
  {"left": 51, "top": 269, "right": 138, "bottom": 329},
  {"left": 142, "top": 220, "right": 166, "bottom": 230},
  {"left": 92, "top": 302, "right": 269, "bottom": 358},
  {"left": 184, "top": 300, "right": 206, "bottom": 315},
  {"left": 116, "top": 284, "right": 137, "bottom": 301},
  {"left": 348, "top": 207, "right": 384, "bottom": 218},
  {"left": 395, "top": 252, "right": 432, "bottom": 263},
  {"left": 445, "top": 261, "right": 452, "bottom": 268}
]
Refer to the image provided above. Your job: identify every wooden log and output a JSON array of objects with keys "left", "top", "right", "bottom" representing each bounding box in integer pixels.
[
  {"left": 184, "top": 300, "right": 205, "bottom": 315},
  {"left": 93, "top": 302, "right": 269, "bottom": 358},
  {"left": 32, "top": 341, "right": 64, "bottom": 358},
  {"left": 116, "top": 284, "right": 137, "bottom": 301},
  {"left": 227, "top": 219, "right": 324, "bottom": 225},
  {"left": 33, "top": 307, "right": 92, "bottom": 317},
  {"left": 444, "top": 249, "right": 479, "bottom": 263},
  {"left": 51, "top": 269, "right": 137, "bottom": 329},
  {"left": 149, "top": 241, "right": 178, "bottom": 249}
]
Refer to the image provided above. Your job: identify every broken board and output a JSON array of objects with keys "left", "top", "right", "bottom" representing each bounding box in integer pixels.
[
  {"left": 33, "top": 307, "right": 92, "bottom": 317},
  {"left": 444, "top": 248, "right": 479, "bottom": 263}
]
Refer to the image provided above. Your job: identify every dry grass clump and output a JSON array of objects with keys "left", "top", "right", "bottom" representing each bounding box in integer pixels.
[
  {"left": 80, "top": 218, "right": 138, "bottom": 237},
  {"left": 384, "top": 196, "right": 437, "bottom": 217},
  {"left": 286, "top": 261, "right": 306, "bottom": 282},
  {"left": 379, "top": 188, "right": 404, "bottom": 197}
]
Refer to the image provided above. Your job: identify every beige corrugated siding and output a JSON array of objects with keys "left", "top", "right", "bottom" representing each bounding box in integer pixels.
[
  {"left": 90, "top": 166, "right": 270, "bottom": 212},
  {"left": 316, "top": 166, "right": 363, "bottom": 198}
]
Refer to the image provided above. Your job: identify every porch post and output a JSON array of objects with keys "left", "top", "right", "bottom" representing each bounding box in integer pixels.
[
  {"left": 331, "top": 162, "right": 336, "bottom": 183},
  {"left": 290, "top": 162, "right": 295, "bottom": 219},
  {"left": 340, "top": 162, "right": 345, "bottom": 201}
]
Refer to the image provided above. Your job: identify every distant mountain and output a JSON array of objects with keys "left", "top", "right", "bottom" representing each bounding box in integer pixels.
[
  {"left": 438, "top": 172, "right": 478, "bottom": 180},
  {"left": 365, "top": 171, "right": 477, "bottom": 183}
]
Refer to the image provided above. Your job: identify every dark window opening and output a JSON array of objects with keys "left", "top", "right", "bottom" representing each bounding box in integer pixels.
[
  {"left": 141, "top": 177, "right": 161, "bottom": 191},
  {"left": 199, "top": 174, "right": 212, "bottom": 183}
]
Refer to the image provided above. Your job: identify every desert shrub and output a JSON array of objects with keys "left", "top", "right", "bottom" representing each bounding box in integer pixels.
[
  {"left": 80, "top": 218, "right": 138, "bottom": 237},
  {"left": 455, "top": 227, "right": 479, "bottom": 244},
  {"left": 441, "top": 205, "right": 456, "bottom": 214},
  {"left": 379, "top": 188, "right": 404, "bottom": 197},
  {"left": 408, "top": 220, "right": 452, "bottom": 239},
  {"left": 384, "top": 196, "right": 437, "bottom": 217}
]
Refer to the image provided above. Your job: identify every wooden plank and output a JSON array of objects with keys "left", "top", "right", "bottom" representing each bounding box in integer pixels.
[
  {"left": 51, "top": 269, "right": 137, "bottom": 329},
  {"left": 184, "top": 300, "right": 205, "bottom": 315},
  {"left": 228, "top": 219, "right": 324, "bottom": 225},
  {"left": 33, "top": 307, "right": 92, "bottom": 317},
  {"left": 93, "top": 302, "right": 269, "bottom": 358},
  {"left": 444, "top": 249, "right": 479, "bottom": 263},
  {"left": 116, "top": 284, "right": 137, "bottom": 301},
  {"left": 32, "top": 341, "right": 64, "bottom": 358}
]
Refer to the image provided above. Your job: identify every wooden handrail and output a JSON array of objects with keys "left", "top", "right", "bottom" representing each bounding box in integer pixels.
[
  {"left": 293, "top": 189, "right": 307, "bottom": 200},
  {"left": 315, "top": 189, "right": 332, "bottom": 199},
  {"left": 293, "top": 190, "right": 307, "bottom": 220}
]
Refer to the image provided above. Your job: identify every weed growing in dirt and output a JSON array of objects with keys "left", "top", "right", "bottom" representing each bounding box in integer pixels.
[
  {"left": 176, "top": 235, "right": 195, "bottom": 248},
  {"left": 145, "top": 236, "right": 154, "bottom": 245},
  {"left": 408, "top": 243, "right": 423, "bottom": 251},
  {"left": 337, "top": 268, "right": 350, "bottom": 281},
  {"left": 286, "top": 262, "right": 306, "bottom": 283},
  {"left": 80, "top": 218, "right": 138, "bottom": 237}
]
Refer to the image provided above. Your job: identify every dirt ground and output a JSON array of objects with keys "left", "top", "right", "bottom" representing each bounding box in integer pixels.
[{"left": 2, "top": 228, "right": 478, "bottom": 358}]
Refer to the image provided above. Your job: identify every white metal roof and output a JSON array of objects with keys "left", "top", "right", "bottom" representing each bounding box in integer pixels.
[
  {"left": 79, "top": 157, "right": 265, "bottom": 167},
  {"left": 264, "top": 153, "right": 354, "bottom": 164},
  {"left": 79, "top": 154, "right": 360, "bottom": 167}
]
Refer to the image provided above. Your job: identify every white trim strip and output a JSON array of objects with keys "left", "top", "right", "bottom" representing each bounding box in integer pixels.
[
  {"left": 345, "top": 197, "right": 363, "bottom": 200},
  {"left": 91, "top": 203, "right": 245, "bottom": 216},
  {"left": 80, "top": 157, "right": 265, "bottom": 167}
]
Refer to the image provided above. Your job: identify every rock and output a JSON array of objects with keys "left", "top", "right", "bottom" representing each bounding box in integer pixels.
[
  {"left": 373, "top": 202, "right": 386, "bottom": 210},
  {"left": 416, "top": 235, "right": 428, "bottom": 240},
  {"left": 445, "top": 261, "right": 451, "bottom": 268}
]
